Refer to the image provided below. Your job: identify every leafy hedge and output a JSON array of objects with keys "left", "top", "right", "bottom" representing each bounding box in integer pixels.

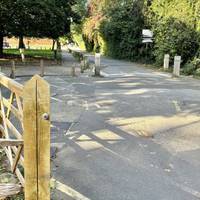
[
  {"left": 147, "top": 0, "right": 200, "bottom": 71},
  {"left": 72, "top": 0, "right": 200, "bottom": 74},
  {"left": 100, "top": 1, "right": 144, "bottom": 60},
  {"left": 152, "top": 18, "right": 199, "bottom": 66}
]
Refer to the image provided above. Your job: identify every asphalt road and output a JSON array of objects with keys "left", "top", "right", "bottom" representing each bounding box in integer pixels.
[
  {"left": 48, "top": 53, "right": 200, "bottom": 200},
  {"left": 46, "top": 52, "right": 200, "bottom": 200}
]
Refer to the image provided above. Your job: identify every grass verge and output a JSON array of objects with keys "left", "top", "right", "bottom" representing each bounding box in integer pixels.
[{"left": 3, "top": 49, "right": 62, "bottom": 61}]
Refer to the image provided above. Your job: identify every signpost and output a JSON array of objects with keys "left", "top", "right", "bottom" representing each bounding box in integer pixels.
[
  {"left": 142, "top": 29, "right": 153, "bottom": 62},
  {"left": 142, "top": 29, "right": 153, "bottom": 44}
]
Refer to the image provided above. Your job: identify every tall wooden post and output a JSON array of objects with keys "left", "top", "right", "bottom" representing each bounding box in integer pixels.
[
  {"left": 0, "top": 103, "right": 2, "bottom": 138},
  {"left": 164, "top": 54, "right": 170, "bottom": 70},
  {"left": 173, "top": 56, "right": 181, "bottom": 77},
  {"left": 80, "top": 60, "right": 84, "bottom": 73},
  {"left": 95, "top": 53, "right": 101, "bottom": 76},
  {"left": 71, "top": 65, "right": 76, "bottom": 77},
  {"left": 40, "top": 59, "right": 45, "bottom": 77},
  {"left": 19, "top": 48, "right": 25, "bottom": 63},
  {"left": 10, "top": 61, "right": 16, "bottom": 79},
  {"left": 23, "top": 75, "right": 50, "bottom": 200}
]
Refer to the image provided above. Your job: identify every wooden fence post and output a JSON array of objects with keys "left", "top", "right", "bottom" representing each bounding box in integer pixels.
[
  {"left": 40, "top": 59, "right": 45, "bottom": 77},
  {"left": 71, "top": 65, "right": 76, "bottom": 77},
  {"left": 173, "top": 56, "right": 181, "bottom": 77},
  {"left": 23, "top": 75, "right": 50, "bottom": 200},
  {"left": 164, "top": 54, "right": 170, "bottom": 70},
  {"left": 19, "top": 48, "right": 25, "bottom": 63},
  {"left": 0, "top": 104, "right": 2, "bottom": 138},
  {"left": 95, "top": 53, "right": 101, "bottom": 76},
  {"left": 10, "top": 61, "right": 16, "bottom": 79},
  {"left": 80, "top": 60, "right": 84, "bottom": 73}
]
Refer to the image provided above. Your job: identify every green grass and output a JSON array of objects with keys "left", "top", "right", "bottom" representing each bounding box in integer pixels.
[{"left": 3, "top": 49, "right": 61, "bottom": 60}]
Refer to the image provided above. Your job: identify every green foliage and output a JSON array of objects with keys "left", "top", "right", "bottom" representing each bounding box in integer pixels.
[
  {"left": 100, "top": 0, "right": 144, "bottom": 59},
  {"left": 183, "top": 57, "right": 200, "bottom": 75},
  {"left": 72, "top": 51, "right": 83, "bottom": 61},
  {"left": 145, "top": 0, "right": 200, "bottom": 72},
  {"left": 72, "top": 0, "right": 200, "bottom": 74},
  {"left": 77, "top": 0, "right": 144, "bottom": 58},
  {"left": 9, "top": 193, "right": 24, "bottom": 200},
  {"left": 3, "top": 49, "right": 61, "bottom": 60},
  {"left": 183, "top": 62, "right": 197, "bottom": 75},
  {"left": 0, "top": 0, "right": 78, "bottom": 55},
  {"left": 152, "top": 18, "right": 199, "bottom": 66}
]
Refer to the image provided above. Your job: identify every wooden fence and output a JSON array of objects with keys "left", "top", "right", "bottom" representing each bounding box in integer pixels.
[{"left": 0, "top": 73, "right": 50, "bottom": 200}]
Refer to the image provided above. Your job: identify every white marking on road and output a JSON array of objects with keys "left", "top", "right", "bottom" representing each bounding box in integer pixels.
[
  {"left": 51, "top": 178, "right": 90, "bottom": 200},
  {"left": 51, "top": 97, "right": 63, "bottom": 103},
  {"left": 65, "top": 122, "right": 77, "bottom": 135},
  {"left": 171, "top": 181, "right": 200, "bottom": 198},
  {"left": 95, "top": 103, "right": 101, "bottom": 108}
]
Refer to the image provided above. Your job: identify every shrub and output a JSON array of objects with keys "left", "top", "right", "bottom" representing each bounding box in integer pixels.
[
  {"left": 183, "top": 57, "right": 200, "bottom": 75},
  {"left": 153, "top": 18, "right": 199, "bottom": 66},
  {"left": 183, "top": 62, "right": 197, "bottom": 75},
  {"left": 100, "top": 0, "right": 144, "bottom": 60}
]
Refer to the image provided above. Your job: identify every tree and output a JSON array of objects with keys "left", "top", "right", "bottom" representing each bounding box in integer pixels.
[
  {"left": 0, "top": 0, "right": 78, "bottom": 56},
  {"left": 0, "top": 0, "right": 13, "bottom": 56},
  {"left": 100, "top": 0, "right": 144, "bottom": 59},
  {"left": 146, "top": 0, "right": 200, "bottom": 65}
]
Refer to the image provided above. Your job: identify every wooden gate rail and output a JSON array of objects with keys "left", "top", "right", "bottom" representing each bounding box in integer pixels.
[{"left": 0, "top": 73, "right": 50, "bottom": 200}]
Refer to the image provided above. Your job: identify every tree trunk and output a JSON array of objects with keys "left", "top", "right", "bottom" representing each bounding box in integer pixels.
[
  {"left": 0, "top": 34, "right": 3, "bottom": 57},
  {"left": 54, "top": 50, "right": 57, "bottom": 60},
  {"left": 56, "top": 40, "right": 61, "bottom": 51},
  {"left": 52, "top": 40, "right": 55, "bottom": 51},
  {"left": 18, "top": 36, "right": 25, "bottom": 49}
]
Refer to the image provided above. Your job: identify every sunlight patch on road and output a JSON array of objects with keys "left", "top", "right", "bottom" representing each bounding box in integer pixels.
[
  {"left": 108, "top": 115, "right": 200, "bottom": 140},
  {"left": 124, "top": 89, "right": 149, "bottom": 95},
  {"left": 118, "top": 82, "right": 142, "bottom": 87},
  {"left": 75, "top": 135, "right": 103, "bottom": 150},
  {"left": 92, "top": 129, "right": 124, "bottom": 144}
]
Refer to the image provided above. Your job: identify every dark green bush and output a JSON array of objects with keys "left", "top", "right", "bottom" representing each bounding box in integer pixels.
[
  {"left": 183, "top": 57, "right": 200, "bottom": 75},
  {"left": 100, "top": 0, "right": 144, "bottom": 60},
  {"left": 72, "top": 51, "right": 83, "bottom": 61},
  {"left": 183, "top": 62, "right": 197, "bottom": 75},
  {"left": 153, "top": 18, "right": 199, "bottom": 66},
  {"left": 82, "top": 34, "right": 94, "bottom": 52}
]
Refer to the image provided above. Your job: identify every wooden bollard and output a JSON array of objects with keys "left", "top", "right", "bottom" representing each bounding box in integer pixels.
[
  {"left": 80, "top": 60, "right": 84, "bottom": 73},
  {"left": 173, "top": 56, "right": 181, "bottom": 77},
  {"left": 71, "top": 65, "right": 76, "bottom": 77},
  {"left": 24, "top": 75, "right": 50, "bottom": 200},
  {"left": 10, "top": 61, "right": 16, "bottom": 79},
  {"left": 19, "top": 48, "right": 25, "bottom": 62},
  {"left": 40, "top": 59, "right": 45, "bottom": 77},
  {"left": 95, "top": 53, "right": 101, "bottom": 76},
  {"left": 164, "top": 54, "right": 170, "bottom": 70}
]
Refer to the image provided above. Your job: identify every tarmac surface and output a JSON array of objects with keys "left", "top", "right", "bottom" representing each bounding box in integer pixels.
[{"left": 5, "top": 52, "right": 200, "bottom": 200}]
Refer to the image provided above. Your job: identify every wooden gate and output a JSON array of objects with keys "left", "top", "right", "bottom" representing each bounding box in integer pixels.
[{"left": 0, "top": 73, "right": 50, "bottom": 200}]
